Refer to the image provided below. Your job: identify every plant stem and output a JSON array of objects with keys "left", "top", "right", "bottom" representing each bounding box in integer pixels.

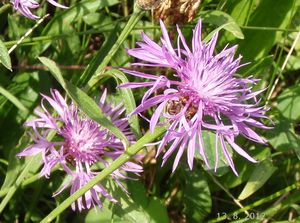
[
  {"left": 40, "top": 126, "right": 167, "bottom": 223},
  {"left": 8, "top": 14, "right": 49, "bottom": 54},
  {"left": 84, "top": 9, "right": 144, "bottom": 91},
  {"left": 266, "top": 30, "right": 300, "bottom": 103},
  {"left": 0, "top": 4, "right": 10, "bottom": 15}
]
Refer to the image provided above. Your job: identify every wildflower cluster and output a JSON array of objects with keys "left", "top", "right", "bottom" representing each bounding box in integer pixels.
[
  {"left": 17, "top": 17, "right": 270, "bottom": 211},
  {"left": 18, "top": 89, "right": 142, "bottom": 211}
]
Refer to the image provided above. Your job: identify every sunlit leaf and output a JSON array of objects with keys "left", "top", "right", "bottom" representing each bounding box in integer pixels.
[
  {"left": 277, "top": 85, "right": 300, "bottom": 121},
  {"left": 238, "top": 159, "right": 277, "bottom": 200},
  {"left": 201, "top": 10, "right": 244, "bottom": 40},
  {"left": 183, "top": 170, "right": 211, "bottom": 222},
  {"left": 0, "top": 39, "right": 11, "bottom": 70}
]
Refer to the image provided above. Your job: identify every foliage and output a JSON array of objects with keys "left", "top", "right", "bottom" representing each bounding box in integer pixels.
[{"left": 0, "top": 0, "right": 300, "bottom": 222}]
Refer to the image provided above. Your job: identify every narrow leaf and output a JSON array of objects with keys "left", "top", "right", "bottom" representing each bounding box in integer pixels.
[
  {"left": 86, "top": 9, "right": 144, "bottom": 90},
  {"left": 238, "top": 159, "right": 277, "bottom": 200},
  {"left": 0, "top": 38, "right": 12, "bottom": 70},
  {"left": 277, "top": 85, "right": 300, "bottom": 121},
  {"left": 0, "top": 154, "right": 41, "bottom": 214},
  {"left": 75, "top": 24, "right": 119, "bottom": 86},
  {"left": 0, "top": 85, "right": 29, "bottom": 112},
  {"left": 201, "top": 10, "right": 244, "bottom": 40},
  {"left": 183, "top": 170, "right": 212, "bottom": 222},
  {"left": 237, "top": 0, "right": 295, "bottom": 61}
]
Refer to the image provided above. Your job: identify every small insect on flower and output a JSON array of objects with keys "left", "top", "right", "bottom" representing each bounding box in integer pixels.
[
  {"left": 166, "top": 98, "right": 184, "bottom": 116},
  {"left": 18, "top": 89, "right": 142, "bottom": 211},
  {"left": 120, "top": 19, "right": 271, "bottom": 175},
  {"left": 136, "top": 0, "right": 163, "bottom": 10}
]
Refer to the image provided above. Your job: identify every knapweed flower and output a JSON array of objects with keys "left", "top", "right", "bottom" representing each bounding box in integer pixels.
[
  {"left": 12, "top": 0, "right": 67, "bottom": 20},
  {"left": 121, "top": 20, "right": 270, "bottom": 175},
  {"left": 18, "top": 89, "right": 142, "bottom": 211}
]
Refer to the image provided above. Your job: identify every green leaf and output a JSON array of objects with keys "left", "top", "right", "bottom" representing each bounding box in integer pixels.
[
  {"left": 220, "top": 147, "right": 271, "bottom": 189},
  {"left": 96, "top": 181, "right": 169, "bottom": 223},
  {"left": 0, "top": 38, "right": 11, "bottom": 70},
  {"left": 126, "top": 181, "right": 169, "bottom": 223},
  {"left": 201, "top": 10, "right": 244, "bottom": 40},
  {"left": 75, "top": 23, "right": 119, "bottom": 86},
  {"left": 268, "top": 85, "right": 300, "bottom": 158},
  {"left": 83, "top": 12, "right": 112, "bottom": 27},
  {"left": 0, "top": 134, "right": 29, "bottom": 192},
  {"left": 277, "top": 85, "right": 300, "bottom": 120},
  {"left": 238, "top": 159, "right": 277, "bottom": 200},
  {"left": 267, "top": 116, "right": 300, "bottom": 160},
  {"left": 183, "top": 170, "right": 211, "bottom": 222},
  {"left": 38, "top": 56, "right": 130, "bottom": 148},
  {"left": 0, "top": 85, "right": 29, "bottom": 112},
  {"left": 225, "top": 0, "right": 254, "bottom": 26},
  {"left": 85, "top": 9, "right": 144, "bottom": 90},
  {"left": 237, "top": 0, "right": 295, "bottom": 61},
  {"left": 286, "top": 55, "right": 300, "bottom": 71},
  {"left": 0, "top": 132, "right": 41, "bottom": 214},
  {"left": 146, "top": 198, "right": 169, "bottom": 223},
  {"left": 85, "top": 204, "right": 114, "bottom": 223}
]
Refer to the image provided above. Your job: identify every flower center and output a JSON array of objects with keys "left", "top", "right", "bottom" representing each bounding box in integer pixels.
[
  {"left": 62, "top": 119, "right": 107, "bottom": 164},
  {"left": 166, "top": 96, "right": 198, "bottom": 120}
]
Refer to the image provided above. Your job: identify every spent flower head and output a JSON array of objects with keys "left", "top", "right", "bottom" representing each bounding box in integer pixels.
[
  {"left": 12, "top": 0, "right": 67, "bottom": 19},
  {"left": 121, "top": 20, "right": 270, "bottom": 175},
  {"left": 18, "top": 89, "right": 142, "bottom": 211}
]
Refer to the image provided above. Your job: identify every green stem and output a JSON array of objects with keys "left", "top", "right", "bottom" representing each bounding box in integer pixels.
[
  {"left": 8, "top": 14, "right": 49, "bottom": 54},
  {"left": 0, "top": 156, "right": 39, "bottom": 214},
  {"left": 84, "top": 9, "right": 144, "bottom": 91},
  {"left": 0, "top": 158, "right": 8, "bottom": 166},
  {"left": 207, "top": 172, "right": 248, "bottom": 215},
  {"left": 0, "top": 4, "right": 10, "bottom": 15},
  {"left": 0, "top": 165, "right": 59, "bottom": 198},
  {"left": 240, "top": 25, "right": 299, "bottom": 32},
  {"left": 3, "top": 25, "right": 299, "bottom": 48},
  {"left": 40, "top": 126, "right": 167, "bottom": 223}
]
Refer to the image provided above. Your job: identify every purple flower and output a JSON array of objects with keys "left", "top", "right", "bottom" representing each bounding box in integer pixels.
[
  {"left": 120, "top": 20, "right": 270, "bottom": 175},
  {"left": 18, "top": 89, "right": 142, "bottom": 211},
  {"left": 12, "top": 0, "right": 67, "bottom": 20}
]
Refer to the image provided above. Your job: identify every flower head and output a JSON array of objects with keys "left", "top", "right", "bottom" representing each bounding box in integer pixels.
[
  {"left": 121, "top": 20, "right": 270, "bottom": 175},
  {"left": 18, "top": 89, "right": 142, "bottom": 211},
  {"left": 12, "top": 0, "right": 67, "bottom": 20}
]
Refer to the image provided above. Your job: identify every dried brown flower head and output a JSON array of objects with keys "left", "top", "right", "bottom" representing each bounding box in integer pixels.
[
  {"left": 136, "top": 0, "right": 162, "bottom": 10},
  {"left": 154, "top": 0, "right": 201, "bottom": 24}
]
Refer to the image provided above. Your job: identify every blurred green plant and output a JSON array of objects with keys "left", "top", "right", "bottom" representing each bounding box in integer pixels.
[{"left": 0, "top": 0, "right": 300, "bottom": 222}]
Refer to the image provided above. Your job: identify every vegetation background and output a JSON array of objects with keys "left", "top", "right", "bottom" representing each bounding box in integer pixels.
[{"left": 0, "top": 0, "right": 300, "bottom": 222}]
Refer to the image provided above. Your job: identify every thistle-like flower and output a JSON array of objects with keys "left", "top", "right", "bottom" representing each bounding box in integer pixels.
[
  {"left": 18, "top": 89, "right": 142, "bottom": 211},
  {"left": 12, "top": 0, "right": 67, "bottom": 20},
  {"left": 121, "top": 20, "right": 270, "bottom": 175}
]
